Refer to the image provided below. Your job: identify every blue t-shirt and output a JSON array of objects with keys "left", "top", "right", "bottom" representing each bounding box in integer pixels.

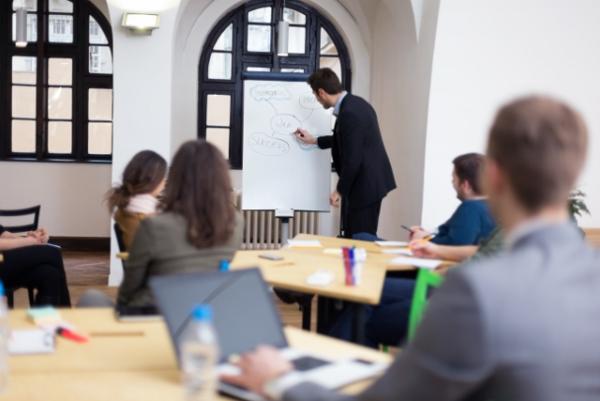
[{"left": 431, "top": 199, "right": 496, "bottom": 246}]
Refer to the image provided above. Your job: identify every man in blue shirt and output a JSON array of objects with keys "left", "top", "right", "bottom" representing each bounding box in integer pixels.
[{"left": 411, "top": 153, "right": 496, "bottom": 245}]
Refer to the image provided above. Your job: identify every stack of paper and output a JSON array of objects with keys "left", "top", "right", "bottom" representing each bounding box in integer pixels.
[
  {"left": 388, "top": 256, "right": 442, "bottom": 269},
  {"left": 375, "top": 241, "right": 409, "bottom": 247},
  {"left": 287, "top": 240, "right": 322, "bottom": 248}
]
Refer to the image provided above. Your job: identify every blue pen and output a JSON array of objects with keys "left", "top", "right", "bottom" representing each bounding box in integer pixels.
[{"left": 349, "top": 247, "right": 356, "bottom": 285}]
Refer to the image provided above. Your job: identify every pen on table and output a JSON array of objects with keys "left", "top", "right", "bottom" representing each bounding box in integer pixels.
[
  {"left": 90, "top": 331, "right": 145, "bottom": 337},
  {"left": 56, "top": 327, "right": 88, "bottom": 343},
  {"left": 272, "top": 261, "right": 295, "bottom": 267}
]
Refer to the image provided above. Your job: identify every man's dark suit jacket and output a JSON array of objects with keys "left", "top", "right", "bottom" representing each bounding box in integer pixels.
[{"left": 316, "top": 94, "right": 396, "bottom": 209}]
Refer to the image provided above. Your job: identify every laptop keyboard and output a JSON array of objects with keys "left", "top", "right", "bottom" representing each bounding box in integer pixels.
[{"left": 291, "top": 356, "right": 329, "bottom": 371}]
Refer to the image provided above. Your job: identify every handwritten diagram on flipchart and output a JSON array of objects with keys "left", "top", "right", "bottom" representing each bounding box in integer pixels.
[{"left": 242, "top": 80, "right": 333, "bottom": 211}]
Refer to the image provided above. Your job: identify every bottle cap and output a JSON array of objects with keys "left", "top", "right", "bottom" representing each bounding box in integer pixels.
[
  {"left": 192, "top": 304, "right": 212, "bottom": 322},
  {"left": 219, "top": 259, "right": 230, "bottom": 272}
]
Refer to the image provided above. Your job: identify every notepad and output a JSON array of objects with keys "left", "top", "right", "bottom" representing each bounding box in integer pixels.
[
  {"left": 389, "top": 256, "right": 442, "bottom": 269},
  {"left": 27, "top": 306, "right": 62, "bottom": 326},
  {"left": 375, "top": 241, "right": 409, "bottom": 247},
  {"left": 382, "top": 248, "right": 413, "bottom": 256},
  {"left": 288, "top": 240, "right": 322, "bottom": 248},
  {"left": 8, "top": 330, "right": 55, "bottom": 355}
]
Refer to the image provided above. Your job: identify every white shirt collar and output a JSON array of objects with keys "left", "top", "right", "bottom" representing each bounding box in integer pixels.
[
  {"left": 333, "top": 91, "right": 348, "bottom": 116},
  {"left": 125, "top": 193, "right": 159, "bottom": 214}
]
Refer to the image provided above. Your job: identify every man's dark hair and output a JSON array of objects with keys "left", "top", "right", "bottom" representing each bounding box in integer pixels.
[
  {"left": 307, "top": 68, "right": 343, "bottom": 95},
  {"left": 453, "top": 153, "right": 485, "bottom": 195},
  {"left": 487, "top": 96, "right": 588, "bottom": 212}
]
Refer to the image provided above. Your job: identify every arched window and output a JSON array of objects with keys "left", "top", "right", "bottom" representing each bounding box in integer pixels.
[
  {"left": 0, "top": 0, "right": 113, "bottom": 162},
  {"left": 198, "top": 0, "right": 351, "bottom": 169}
]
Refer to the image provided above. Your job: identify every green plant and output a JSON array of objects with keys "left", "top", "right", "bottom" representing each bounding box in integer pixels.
[{"left": 568, "top": 190, "right": 590, "bottom": 222}]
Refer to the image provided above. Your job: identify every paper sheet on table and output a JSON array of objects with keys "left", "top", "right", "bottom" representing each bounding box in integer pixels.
[
  {"left": 389, "top": 256, "right": 442, "bottom": 269},
  {"left": 288, "top": 240, "right": 322, "bottom": 248},
  {"left": 9, "top": 329, "right": 55, "bottom": 355},
  {"left": 382, "top": 248, "right": 413, "bottom": 256},
  {"left": 375, "top": 241, "right": 408, "bottom": 247}
]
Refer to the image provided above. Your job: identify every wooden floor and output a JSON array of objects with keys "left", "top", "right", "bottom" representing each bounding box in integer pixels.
[{"left": 9, "top": 251, "right": 312, "bottom": 330}]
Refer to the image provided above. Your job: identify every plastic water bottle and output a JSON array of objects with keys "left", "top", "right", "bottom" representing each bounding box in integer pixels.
[
  {"left": 0, "top": 282, "right": 9, "bottom": 392},
  {"left": 180, "top": 305, "right": 219, "bottom": 401}
]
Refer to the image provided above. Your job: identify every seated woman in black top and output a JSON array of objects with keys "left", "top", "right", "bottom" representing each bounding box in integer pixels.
[{"left": 0, "top": 225, "right": 71, "bottom": 306}]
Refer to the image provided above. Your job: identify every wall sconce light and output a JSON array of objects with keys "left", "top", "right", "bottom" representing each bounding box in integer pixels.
[
  {"left": 15, "top": 7, "right": 28, "bottom": 48},
  {"left": 121, "top": 12, "right": 160, "bottom": 35}
]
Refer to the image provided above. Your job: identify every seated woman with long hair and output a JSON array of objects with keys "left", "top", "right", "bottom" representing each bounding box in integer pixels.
[
  {"left": 107, "top": 150, "right": 167, "bottom": 250},
  {"left": 117, "top": 140, "right": 243, "bottom": 307},
  {"left": 0, "top": 226, "right": 71, "bottom": 306}
]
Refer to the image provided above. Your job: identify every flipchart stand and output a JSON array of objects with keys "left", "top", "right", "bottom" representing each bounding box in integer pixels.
[{"left": 275, "top": 208, "right": 294, "bottom": 246}]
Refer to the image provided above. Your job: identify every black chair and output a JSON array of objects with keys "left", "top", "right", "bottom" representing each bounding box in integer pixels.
[
  {"left": 114, "top": 222, "right": 127, "bottom": 252},
  {"left": 0, "top": 205, "right": 41, "bottom": 308}
]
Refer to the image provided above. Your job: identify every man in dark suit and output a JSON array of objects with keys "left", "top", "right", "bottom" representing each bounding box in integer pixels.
[{"left": 294, "top": 68, "right": 396, "bottom": 238}]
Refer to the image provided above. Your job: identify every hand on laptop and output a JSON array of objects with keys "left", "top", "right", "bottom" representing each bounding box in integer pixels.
[{"left": 220, "top": 346, "right": 292, "bottom": 397}]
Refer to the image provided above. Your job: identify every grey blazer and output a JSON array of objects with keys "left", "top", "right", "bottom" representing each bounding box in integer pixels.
[
  {"left": 284, "top": 223, "right": 600, "bottom": 401},
  {"left": 117, "top": 211, "right": 243, "bottom": 307}
]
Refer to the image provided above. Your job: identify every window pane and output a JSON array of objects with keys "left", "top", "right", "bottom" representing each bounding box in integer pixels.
[
  {"left": 48, "top": 121, "right": 72, "bottom": 154},
  {"left": 206, "top": 95, "right": 231, "bottom": 126},
  {"left": 281, "top": 68, "right": 304, "bottom": 73},
  {"left": 248, "top": 7, "right": 271, "bottom": 23},
  {"left": 89, "top": 46, "right": 113, "bottom": 74},
  {"left": 214, "top": 24, "right": 232, "bottom": 51},
  {"left": 49, "top": 14, "right": 73, "bottom": 43},
  {"left": 12, "top": 13, "right": 37, "bottom": 42},
  {"left": 49, "top": 0, "right": 73, "bottom": 13},
  {"left": 288, "top": 27, "right": 306, "bottom": 54},
  {"left": 88, "top": 123, "right": 112, "bottom": 155},
  {"left": 206, "top": 128, "right": 230, "bottom": 159},
  {"left": 12, "top": 0, "right": 37, "bottom": 11},
  {"left": 247, "top": 25, "right": 271, "bottom": 52},
  {"left": 48, "top": 87, "right": 72, "bottom": 119},
  {"left": 89, "top": 16, "right": 109, "bottom": 45},
  {"left": 320, "top": 57, "right": 341, "bottom": 79},
  {"left": 12, "top": 56, "right": 36, "bottom": 85},
  {"left": 208, "top": 52, "right": 232, "bottom": 80},
  {"left": 48, "top": 58, "right": 72, "bottom": 86},
  {"left": 88, "top": 89, "right": 113, "bottom": 121},
  {"left": 284, "top": 8, "right": 306, "bottom": 25},
  {"left": 246, "top": 66, "right": 271, "bottom": 72},
  {"left": 320, "top": 28, "right": 338, "bottom": 55},
  {"left": 12, "top": 86, "right": 36, "bottom": 118},
  {"left": 11, "top": 120, "right": 36, "bottom": 153}
]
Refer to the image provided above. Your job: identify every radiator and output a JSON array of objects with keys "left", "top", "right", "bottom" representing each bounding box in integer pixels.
[{"left": 242, "top": 210, "right": 319, "bottom": 250}]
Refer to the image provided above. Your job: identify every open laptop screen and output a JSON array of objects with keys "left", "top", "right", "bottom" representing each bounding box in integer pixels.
[{"left": 150, "top": 268, "right": 288, "bottom": 364}]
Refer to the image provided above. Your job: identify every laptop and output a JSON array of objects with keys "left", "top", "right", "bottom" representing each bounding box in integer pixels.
[{"left": 150, "top": 268, "right": 388, "bottom": 401}]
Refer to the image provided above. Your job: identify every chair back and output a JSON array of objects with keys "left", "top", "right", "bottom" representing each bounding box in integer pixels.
[
  {"left": 114, "top": 222, "right": 127, "bottom": 252},
  {"left": 407, "top": 268, "right": 444, "bottom": 341},
  {"left": 0, "top": 205, "right": 41, "bottom": 233}
]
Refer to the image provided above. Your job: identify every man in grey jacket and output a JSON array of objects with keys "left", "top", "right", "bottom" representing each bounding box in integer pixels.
[{"left": 222, "top": 95, "right": 600, "bottom": 401}]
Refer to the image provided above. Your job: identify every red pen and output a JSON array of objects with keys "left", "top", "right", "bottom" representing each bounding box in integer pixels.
[{"left": 56, "top": 327, "right": 88, "bottom": 343}]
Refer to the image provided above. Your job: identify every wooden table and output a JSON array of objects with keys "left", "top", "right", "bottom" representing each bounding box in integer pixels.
[{"left": 3, "top": 308, "right": 390, "bottom": 401}]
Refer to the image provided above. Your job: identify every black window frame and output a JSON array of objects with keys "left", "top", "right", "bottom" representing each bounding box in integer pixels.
[
  {"left": 0, "top": 0, "right": 114, "bottom": 163},
  {"left": 198, "top": 0, "right": 351, "bottom": 169}
]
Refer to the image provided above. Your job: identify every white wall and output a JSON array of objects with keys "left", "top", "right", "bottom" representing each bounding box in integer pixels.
[
  {"left": 0, "top": 162, "right": 111, "bottom": 237},
  {"left": 423, "top": 0, "right": 600, "bottom": 229},
  {"left": 106, "top": 0, "right": 181, "bottom": 284},
  {"left": 369, "top": 0, "right": 440, "bottom": 240}
]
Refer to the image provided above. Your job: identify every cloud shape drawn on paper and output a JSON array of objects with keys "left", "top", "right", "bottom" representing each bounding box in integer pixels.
[
  {"left": 271, "top": 114, "right": 302, "bottom": 135},
  {"left": 251, "top": 84, "right": 291, "bottom": 101},
  {"left": 298, "top": 94, "right": 322, "bottom": 110},
  {"left": 249, "top": 132, "right": 290, "bottom": 156}
]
